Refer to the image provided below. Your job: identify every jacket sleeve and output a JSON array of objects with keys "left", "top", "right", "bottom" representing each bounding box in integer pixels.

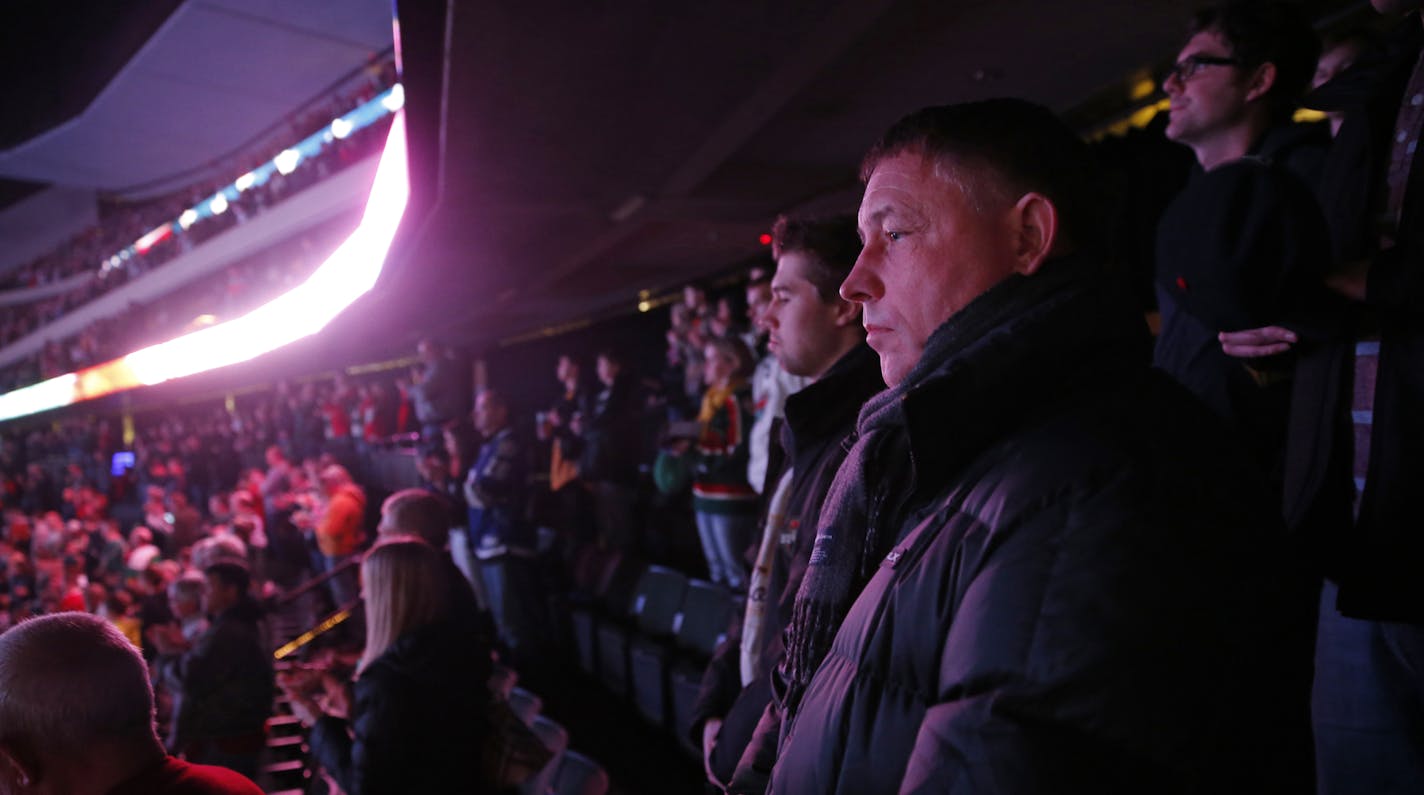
[
  {"left": 898, "top": 469, "right": 1310, "bottom": 794},
  {"left": 472, "top": 436, "right": 524, "bottom": 507},
  {"left": 687, "top": 623, "right": 744, "bottom": 744},
  {"left": 726, "top": 698, "right": 780, "bottom": 794},
  {"left": 309, "top": 674, "right": 411, "bottom": 795}
]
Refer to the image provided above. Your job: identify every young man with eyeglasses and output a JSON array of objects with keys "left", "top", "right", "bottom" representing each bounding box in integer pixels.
[{"left": 1153, "top": 1, "right": 1331, "bottom": 493}]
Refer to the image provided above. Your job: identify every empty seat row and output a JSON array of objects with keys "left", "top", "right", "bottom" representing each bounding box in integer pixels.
[{"left": 563, "top": 545, "right": 737, "bottom": 753}]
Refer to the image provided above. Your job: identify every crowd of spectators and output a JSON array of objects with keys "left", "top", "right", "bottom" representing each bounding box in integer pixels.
[{"left": 0, "top": 59, "right": 398, "bottom": 391}]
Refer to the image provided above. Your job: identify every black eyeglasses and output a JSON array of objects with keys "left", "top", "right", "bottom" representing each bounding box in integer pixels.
[{"left": 1167, "top": 54, "right": 1240, "bottom": 83}]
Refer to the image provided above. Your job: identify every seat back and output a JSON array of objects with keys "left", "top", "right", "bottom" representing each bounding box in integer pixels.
[
  {"left": 520, "top": 715, "right": 569, "bottom": 795},
  {"left": 672, "top": 579, "right": 734, "bottom": 658},
  {"left": 507, "top": 686, "right": 542, "bottom": 726},
  {"left": 553, "top": 750, "right": 610, "bottom": 795},
  {"left": 630, "top": 565, "right": 689, "bottom": 636},
  {"left": 599, "top": 555, "right": 646, "bottom": 616},
  {"left": 587, "top": 548, "right": 624, "bottom": 598},
  {"left": 568, "top": 543, "right": 605, "bottom": 596}
]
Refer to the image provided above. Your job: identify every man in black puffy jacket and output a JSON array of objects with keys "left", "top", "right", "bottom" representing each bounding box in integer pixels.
[{"left": 757, "top": 100, "right": 1316, "bottom": 794}]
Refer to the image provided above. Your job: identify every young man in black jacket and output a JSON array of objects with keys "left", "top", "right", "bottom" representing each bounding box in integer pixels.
[
  {"left": 1152, "top": 1, "right": 1331, "bottom": 488},
  {"left": 753, "top": 99, "right": 1315, "bottom": 794},
  {"left": 688, "top": 215, "right": 881, "bottom": 791}
]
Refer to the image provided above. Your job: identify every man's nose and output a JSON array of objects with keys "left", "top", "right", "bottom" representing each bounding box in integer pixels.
[{"left": 840, "top": 253, "right": 879, "bottom": 303}]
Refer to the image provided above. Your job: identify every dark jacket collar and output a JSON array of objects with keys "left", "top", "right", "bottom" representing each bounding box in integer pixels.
[
  {"left": 858, "top": 254, "right": 1149, "bottom": 490},
  {"left": 782, "top": 343, "right": 883, "bottom": 456},
  {"left": 1306, "top": 15, "right": 1422, "bottom": 114}
]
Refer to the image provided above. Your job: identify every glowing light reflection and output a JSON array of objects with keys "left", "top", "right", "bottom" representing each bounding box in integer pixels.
[{"left": 0, "top": 113, "right": 409, "bottom": 423}]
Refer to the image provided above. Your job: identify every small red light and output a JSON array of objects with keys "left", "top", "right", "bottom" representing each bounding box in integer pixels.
[{"left": 759, "top": 233, "right": 772, "bottom": 246}]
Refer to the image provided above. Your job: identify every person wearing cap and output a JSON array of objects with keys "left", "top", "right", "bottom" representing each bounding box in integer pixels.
[{"left": 150, "top": 559, "right": 273, "bottom": 780}]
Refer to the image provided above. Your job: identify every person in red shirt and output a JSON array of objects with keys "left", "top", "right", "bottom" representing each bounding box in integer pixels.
[{"left": 0, "top": 612, "right": 263, "bottom": 795}]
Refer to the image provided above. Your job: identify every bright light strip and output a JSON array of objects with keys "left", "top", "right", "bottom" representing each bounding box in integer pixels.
[
  {"left": 209, "top": 193, "right": 229, "bottom": 215},
  {"left": 381, "top": 84, "right": 404, "bottom": 112},
  {"left": 133, "top": 225, "right": 172, "bottom": 254},
  {"left": 274, "top": 148, "right": 302, "bottom": 175},
  {"left": 84, "top": 82, "right": 403, "bottom": 286},
  {"left": 0, "top": 113, "right": 409, "bottom": 423}
]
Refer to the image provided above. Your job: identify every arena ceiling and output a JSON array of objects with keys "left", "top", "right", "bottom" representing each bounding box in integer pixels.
[
  {"left": 1, "top": 0, "right": 1369, "bottom": 391},
  {"left": 0, "top": 0, "right": 393, "bottom": 199}
]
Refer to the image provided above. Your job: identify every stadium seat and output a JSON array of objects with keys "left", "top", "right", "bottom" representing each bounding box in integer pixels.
[
  {"left": 553, "top": 750, "right": 610, "bottom": 795},
  {"left": 521, "top": 715, "right": 570, "bottom": 795},
  {"left": 665, "top": 580, "right": 736, "bottom": 754},
  {"left": 571, "top": 553, "right": 643, "bottom": 679},
  {"left": 507, "top": 686, "right": 543, "bottom": 726},
  {"left": 595, "top": 565, "right": 687, "bottom": 696}
]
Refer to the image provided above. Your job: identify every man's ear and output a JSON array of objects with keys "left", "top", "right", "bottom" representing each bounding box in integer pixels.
[
  {"left": 831, "top": 296, "right": 861, "bottom": 328},
  {"left": 0, "top": 741, "right": 39, "bottom": 788},
  {"left": 1244, "top": 61, "right": 1277, "bottom": 104},
  {"left": 1010, "top": 192, "right": 1059, "bottom": 276}
]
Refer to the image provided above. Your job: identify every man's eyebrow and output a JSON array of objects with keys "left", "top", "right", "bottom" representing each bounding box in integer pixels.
[{"left": 859, "top": 205, "right": 894, "bottom": 232}]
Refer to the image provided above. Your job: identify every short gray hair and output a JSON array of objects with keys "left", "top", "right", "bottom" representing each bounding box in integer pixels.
[{"left": 0, "top": 613, "right": 154, "bottom": 752}]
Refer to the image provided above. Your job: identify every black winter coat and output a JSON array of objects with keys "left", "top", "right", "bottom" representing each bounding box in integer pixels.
[
  {"left": 580, "top": 372, "right": 640, "bottom": 485},
  {"left": 161, "top": 597, "right": 273, "bottom": 754},
  {"left": 1152, "top": 124, "right": 1332, "bottom": 481},
  {"left": 309, "top": 616, "right": 493, "bottom": 795},
  {"left": 769, "top": 258, "right": 1316, "bottom": 794},
  {"left": 689, "top": 344, "right": 883, "bottom": 781},
  {"left": 1289, "top": 17, "right": 1424, "bottom": 622}
]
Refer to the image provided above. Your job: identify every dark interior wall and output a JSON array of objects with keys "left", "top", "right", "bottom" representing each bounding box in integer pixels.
[{"left": 480, "top": 304, "right": 672, "bottom": 422}]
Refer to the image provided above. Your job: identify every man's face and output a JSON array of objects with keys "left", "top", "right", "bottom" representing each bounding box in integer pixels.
[
  {"left": 842, "top": 151, "right": 1018, "bottom": 387},
  {"left": 202, "top": 575, "right": 236, "bottom": 616},
  {"left": 703, "top": 344, "right": 735, "bottom": 387},
  {"left": 766, "top": 254, "right": 848, "bottom": 378},
  {"left": 555, "top": 356, "right": 576, "bottom": 384},
  {"left": 474, "top": 393, "right": 506, "bottom": 436},
  {"left": 171, "top": 595, "right": 199, "bottom": 620},
  {"left": 1163, "top": 30, "right": 1251, "bottom": 151},
  {"left": 746, "top": 282, "right": 772, "bottom": 337},
  {"left": 596, "top": 356, "right": 618, "bottom": 387}
]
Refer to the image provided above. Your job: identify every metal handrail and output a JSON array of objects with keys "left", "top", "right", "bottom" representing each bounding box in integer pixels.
[
  {"left": 273, "top": 598, "right": 362, "bottom": 661},
  {"left": 272, "top": 557, "right": 362, "bottom": 608}
]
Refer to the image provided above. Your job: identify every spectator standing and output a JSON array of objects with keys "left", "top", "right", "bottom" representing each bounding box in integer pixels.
[
  {"left": 1153, "top": 1, "right": 1330, "bottom": 488},
  {"left": 659, "top": 338, "right": 758, "bottom": 590},
  {"left": 151, "top": 560, "right": 274, "bottom": 781},
  {"left": 284, "top": 537, "right": 494, "bottom": 794},
  {"left": 581, "top": 350, "right": 642, "bottom": 550},
  {"left": 749, "top": 100, "right": 1314, "bottom": 794},
  {"left": 310, "top": 465, "right": 366, "bottom": 613},
  {"left": 1244, "top": 3, "right": 1424, "bottom": 791},
  {"left": 744, "top": 274, "right": 811, "bottom": 495},
  {"left": 465, "top": 389, "right": 544, "bottom": 653},
  {"left": 693, "top": 215, "right": 879, "bottom": 790},
  {"left": 409, "top": 338, "right": 472, "bottom": 448}
]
